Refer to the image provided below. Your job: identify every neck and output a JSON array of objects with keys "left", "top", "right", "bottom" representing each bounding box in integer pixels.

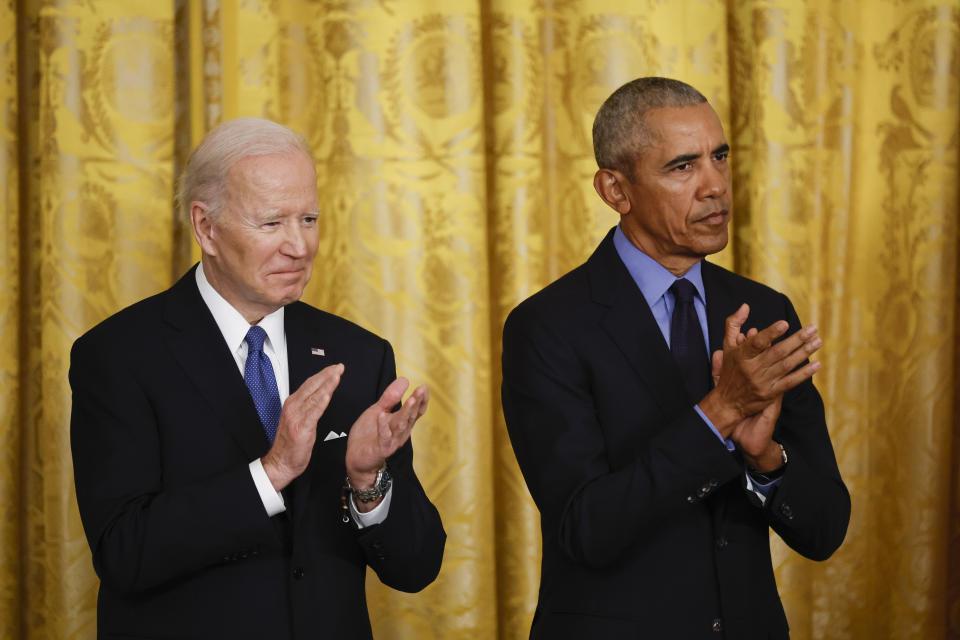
[{"left": 200, "top": 260, "right": 269, "bottom": 325}]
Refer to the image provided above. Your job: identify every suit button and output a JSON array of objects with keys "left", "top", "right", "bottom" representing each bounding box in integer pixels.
[
  {"left": 222, "top": 555, "right": 231, "bottom": 563},
  {"left": 715, "top": 536, "right": 728, "bottom": 549},
  {"left": 708, "top": 478, "right": 718, "bottom": 488},
  {"left": 780, "top": 503, "right": 794, "bottom": 520},
  {"left": 712, "top": 618, "right": 722, "bottom": 632},
  {"left": 700, "top": 483, "right": 711, "bottom": 495},
  {"left": 292, "top": 567, "right": 305, "bottom": 580},
  {"left": 686, "top": 495, "right": 696, "bottom": 503},
  {"left": 239, "top": 551, "right": 249, "bottom": 559},
  {"left": 371, "top": 541, "right": 383, "bottom": 550}
]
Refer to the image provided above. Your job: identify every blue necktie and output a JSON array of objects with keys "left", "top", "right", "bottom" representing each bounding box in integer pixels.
[
  {"left": 243, "top": 326, "right": 281, "bottom": 442},
  {"left": 669, "top": 279, "right": 710, "bottom": 402}
]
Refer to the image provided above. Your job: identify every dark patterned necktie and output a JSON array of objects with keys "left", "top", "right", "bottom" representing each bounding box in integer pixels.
[
  {"left": 669, "top": 279, "right": 710, "bottom": 402},
  {"left": 243, "top": 326, "right": 281, "bottom": 442}
]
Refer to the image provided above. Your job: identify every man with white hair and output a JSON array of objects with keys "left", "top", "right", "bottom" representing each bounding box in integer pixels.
[{"left": 70, "top": 117, "right": 445, "bottom": 639}]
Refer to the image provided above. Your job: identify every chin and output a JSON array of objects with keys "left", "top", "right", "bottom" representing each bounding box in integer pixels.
[{"left": 696, "top": 235, "right": 729, "bottom": 257}]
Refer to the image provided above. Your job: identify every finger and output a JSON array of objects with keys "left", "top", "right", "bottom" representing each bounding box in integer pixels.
[
  {"left": 762, "top": 325, "right": 819, "bottom": 365},
  {"left": 379, "top": 404, "right": 416, "bottom": 452},
  {"left": 394, "top": 389, "right": 430, "bottom": 434},
  {"left": 292, "top": 363, "right": 345, "bottom": 399},
  {"left": 746, "top": 327, "right": 758, "bottom": 339},
  {"left": 741, "top": 320, "right": 789, "bottom": 357},
  {"left": 394, "top": 390, "right": 426, "bottom": 429},
  {"left": 723, "top": 304, "right": 750, "bottom": 349},
  {"left": 711, "top": 350, "right": 723, "bottom": 385},
  {"left": 415, "top": 386, "right": 429, "bottom": 417},
  {"left": 771, "top": 360, "right": 822, "bottom": 394},
  {"left": 769, "top": 336, "right": 823, "bottom": 378},
  {"left": 375, "top": 377, "right": 411, "bottom": 411},
  {"left": 302, "top": 370, "right": 343, "bottom": 424}
]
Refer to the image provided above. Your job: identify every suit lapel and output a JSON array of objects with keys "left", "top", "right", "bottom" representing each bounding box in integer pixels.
[
  {"left": 284, "top": 302, "right": 342, "bottom": 529},
  {"left": 285, "top": 301, "right": 318, "bottom": 396},
  {"left": 589, "top": 230, "right": 689, "bottom": 410},
  {"left": 702, "top": 261, "right": 741, "bottom": 355},
  {"left": 162, "top": 266, "right": 270, "bottom": 462}
]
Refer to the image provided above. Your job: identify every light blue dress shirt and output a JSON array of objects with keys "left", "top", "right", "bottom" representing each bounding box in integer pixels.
[{"left": 612, "top": 226, "right": 779, "bottom": 498}]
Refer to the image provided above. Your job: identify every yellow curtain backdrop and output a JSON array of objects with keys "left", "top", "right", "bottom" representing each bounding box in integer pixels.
[{"left": 2, "top": 1, "right": 959, "bottom": 639}]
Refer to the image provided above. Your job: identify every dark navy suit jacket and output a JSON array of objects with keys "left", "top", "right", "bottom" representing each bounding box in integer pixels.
[
  {"left": 502, "top": 229, "right": 849, "bottom": 639},
  {"left": 70, "top": 266, "right": 444, "bottom": 639}
]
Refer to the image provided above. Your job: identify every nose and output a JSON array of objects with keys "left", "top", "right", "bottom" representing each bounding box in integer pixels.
[
  {"left": 698, "top": 163, "right": 728, "bottom": 199},
  {"left": 280, "top": 224, "right": 310, "bottom": 258}
]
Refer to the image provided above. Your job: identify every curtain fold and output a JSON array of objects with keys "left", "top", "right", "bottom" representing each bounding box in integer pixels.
[
  {"left": 2, "top": 1, "right": 959, "bottom": 638},
  {"left": 1, "top": 1, "right": 22, "bottom": 638}
]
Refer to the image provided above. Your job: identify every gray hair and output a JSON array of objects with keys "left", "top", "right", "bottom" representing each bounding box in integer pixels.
[
  {"left": 592, "top": 77, "right": 707, "bottom": 179},
  {"left": 177, "top": 117, "right": 313, "bottom": 222}
]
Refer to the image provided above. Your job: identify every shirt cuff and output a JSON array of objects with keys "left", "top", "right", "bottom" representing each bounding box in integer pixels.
[
  {"left": 694, "top": 405, "right": 736, "bottom": 451},
  {"left": 349, "top": 484, "right": 392, "bottom": 529},
  {"left": 249, "top": 458, "right": 286, "bottom": 517},
  {"left": 743, "top": 470, "right": 781, "bottom": 505}
]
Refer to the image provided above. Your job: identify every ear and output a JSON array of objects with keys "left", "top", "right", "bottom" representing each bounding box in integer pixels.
[
  {"left": 593, "top": 169, "right": 632, "bottom": 215},
  {"left": 190, "top": 202, "right": 217, "bottom": 257}
]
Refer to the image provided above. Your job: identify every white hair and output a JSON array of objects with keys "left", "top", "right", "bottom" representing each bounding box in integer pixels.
[{"left": 177, "top": 117, "right": 313, "bottom": 222}]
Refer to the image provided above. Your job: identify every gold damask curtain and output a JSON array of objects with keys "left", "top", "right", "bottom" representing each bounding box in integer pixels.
[{"left": 2, "top": 1, "right": 959, "bottom": 638}]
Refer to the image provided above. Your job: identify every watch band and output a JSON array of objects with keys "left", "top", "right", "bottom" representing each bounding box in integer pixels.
[
  {"left": 748, "top": 442, "right": 788, "bottom": 483},
  {"left": 344, "top": 465, "right": 393, "bottom": 503}
]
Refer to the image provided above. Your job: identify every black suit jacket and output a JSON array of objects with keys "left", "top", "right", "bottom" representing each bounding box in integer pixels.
[
  {"left": 502, "top": 229, "right": 849, "bottom": 639},
  {"left": 70, "top": 266, "right": 445, "bottom": 640}
]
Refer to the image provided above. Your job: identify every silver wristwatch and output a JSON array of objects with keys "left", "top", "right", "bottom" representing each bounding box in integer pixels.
[{"left": 345, "top": 466, "right": 392, "bottom": 503}]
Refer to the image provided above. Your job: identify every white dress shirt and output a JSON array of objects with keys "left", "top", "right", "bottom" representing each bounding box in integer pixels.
[{"left": 195, "top": 263, "right": 390, "bottom": 527}]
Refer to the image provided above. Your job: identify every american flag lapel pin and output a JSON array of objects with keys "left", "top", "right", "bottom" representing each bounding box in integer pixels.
[{"left": 311, "top": 347, "right": 325, "bottom": 356}]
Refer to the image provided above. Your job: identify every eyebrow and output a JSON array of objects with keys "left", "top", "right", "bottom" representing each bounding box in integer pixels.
[{"left": 662, "top": 143, "right": 730, "bottom": 170}]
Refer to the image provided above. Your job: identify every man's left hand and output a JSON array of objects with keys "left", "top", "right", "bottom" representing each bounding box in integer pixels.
[
  {"left": 711, "top": 330, "right": 789, "bottom": 472},
  {"left": 345, "top": 378, "right": 430, "bottom": 512}
]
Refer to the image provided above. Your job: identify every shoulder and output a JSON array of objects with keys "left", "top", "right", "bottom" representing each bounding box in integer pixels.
[
  {"left": 704, "top": 261, "right": 789, "bottom": 302},
  {"left": 504, "top": 262, "right": 592, "bottom": 338},
  {"left": 702, "top": 261, "right": 802, "bottom": 327},
  {"left": 72, "top": 288, "right": 169, "bottom": 353},
  {"left": 286, "top": 300, "right": 390, "bottom": 349}
]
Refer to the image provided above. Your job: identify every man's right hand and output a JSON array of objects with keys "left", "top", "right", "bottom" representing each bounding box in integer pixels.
[
  {"left": 699, "top": 304, "right": 821, "bottom": 437},
  {"left": 261, "top": 363, "right": 344, "bottom": 491}
]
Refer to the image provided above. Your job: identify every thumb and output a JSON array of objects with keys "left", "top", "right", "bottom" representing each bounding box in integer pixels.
[
  {"left": 724, "top": 304, "right": 750, "bottom": 349},
  {"left": 375, "top": 377, "right": 410, "bottom": 411},
  {"left": 711, "top": 350, "right": 723, "bottom": 386}
]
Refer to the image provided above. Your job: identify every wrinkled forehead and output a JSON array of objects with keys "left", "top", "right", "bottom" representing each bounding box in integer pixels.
[
  {"left": 227, "top": 149, "right": 314, "bottom": 180},
  {"left": 223, "top": 151, "right": 318, "bottom": 212},
  {"left": 640, "top": 103, "right": 726, "bottom": 155}
]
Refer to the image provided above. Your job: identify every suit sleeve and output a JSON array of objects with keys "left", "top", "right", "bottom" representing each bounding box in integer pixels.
[
  {"left": 355, "top": 340, "right": 445, "bottom": 592},
  {"left": 69, "top": 333, "right": 276, "bottom": 594},
  {"left": 763, "top": 295, "right": 851, "bottom": 560},
  {"left": 501, "top": 305, "right": 744, "bottom": 569}
]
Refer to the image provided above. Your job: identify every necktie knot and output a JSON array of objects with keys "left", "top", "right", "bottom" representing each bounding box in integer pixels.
[
  {"left": 670, "top": 278, "right": 697, "bottom": 304},
  {"left": 245, "top": 325, "right": 267, "bottom": 353}
]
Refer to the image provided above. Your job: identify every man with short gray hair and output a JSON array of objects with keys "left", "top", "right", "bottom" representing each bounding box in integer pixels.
[
  {"left": 502, "top": 77, "right": 849, "bottom": 638},
  {"left": 70, "top": 117, "right": 445, "bottom": 639}
]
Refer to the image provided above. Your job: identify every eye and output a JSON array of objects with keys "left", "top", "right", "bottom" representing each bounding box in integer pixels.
[
  {"left": 302, "top": 215, "right": 318, "bottom": 224},
  {"left": 713, "top": 151, "right": 729, "bottom": 162},
  {"left": 262, "top": 221, "right": 280, "bottom": 228},
  {"left": 672, "top": 162, "right": 692, "bottom": 172}
]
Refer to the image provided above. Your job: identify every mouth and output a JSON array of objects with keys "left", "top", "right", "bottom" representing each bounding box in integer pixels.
[
  {"left": 695, "top": 209, "right": 729, "bottom": 226},
  {"left": 270, "top": 267, "right": 307, "bottom": 278}
]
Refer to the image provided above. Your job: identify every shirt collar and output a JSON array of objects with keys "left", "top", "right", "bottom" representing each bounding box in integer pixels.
[
  {"left": 612, "top": 225, "right": 706, "bottom": 305},
  {"left": 195, "top": 262, "right": 286, "bottom": 355}
]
